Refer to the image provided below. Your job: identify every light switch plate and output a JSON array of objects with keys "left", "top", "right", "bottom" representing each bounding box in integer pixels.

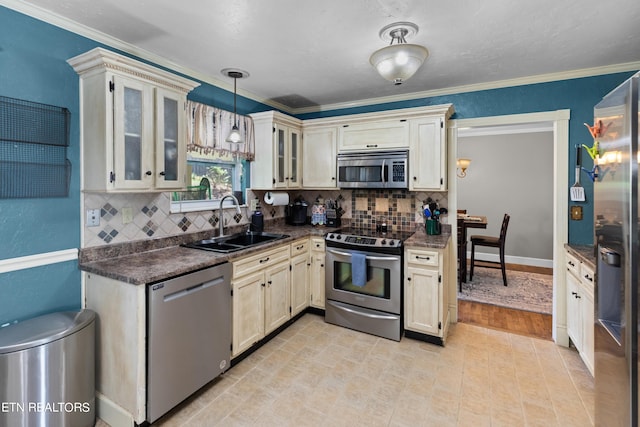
[
  {"left": 86, "top": 209, "right": 100, "bottom": 227},
  {"left": 570, "top": 205, "right": 583, "bottom": 220}
]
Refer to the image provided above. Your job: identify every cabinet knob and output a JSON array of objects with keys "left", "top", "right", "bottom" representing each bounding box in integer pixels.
[
  {"left": 320, "top": 264, "right": 324, "bottom": 268},
  {"left": 145, "top": 171, "right": 152, "bottom": 176},
  {"left": 159, "top": 171, "right": 166, "bottom": 176},
  {"left": 413, "top": 176, "right": 417, "bottom": 180}
]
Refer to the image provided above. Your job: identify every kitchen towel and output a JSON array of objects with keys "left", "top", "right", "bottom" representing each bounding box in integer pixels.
[
  {"left": 264, "top": 192, "right": 289, "bottom": 206},
  {"left": 351, "top": 252, "right": 367, "bottom": 287}
]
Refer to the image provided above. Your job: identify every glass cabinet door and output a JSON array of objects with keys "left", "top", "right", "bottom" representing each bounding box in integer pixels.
[
  {"left": 155, "top": 88, "right": 185, "bottom": 189},
  {"left": 275, "top": 126, "right": 287, "bottom": 187},
  {"left": 288, "top": 128, "right": 300, "bottom": 187},
  {"left": 113, "top": 75, "right": 153, "bottom": 189}
]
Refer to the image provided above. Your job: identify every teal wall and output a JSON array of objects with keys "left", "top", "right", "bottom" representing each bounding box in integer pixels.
[{"left": 0, "top": 5, "right": 635, "bottom": 324}]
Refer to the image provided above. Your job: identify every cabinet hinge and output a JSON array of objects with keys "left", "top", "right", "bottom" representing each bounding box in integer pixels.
[
  {"left": 440, "top": 119, "right": 444, "bottom": 128},
  {"left": 438, "top": 274, "right": 442, "bottom": 283},
  {"left": 272, "top": 127, "right": 276, "bottom": 133},
  {"left": 438, "top": 321, "right": 442, "bottom": 330},
  {"left": 230, "top": 289, "right": 233, "bottom": 297},
  {"left": 109, "top": 171, "right": 115, "bottom": 183},
  {"left": 109, "top": 81, "right": 115, "bottom": 92},
  {"left": 289, "top": 265, "right": 292, "bottom": 271},
  {"left": 230, "top": 343, "right": 232, "bottom": 352},
  {"left": 289, "top": 306, "right": 292, "bottom": 313},
  {"left": 440, "top": 178, "right": 443, "bottom": 185}
]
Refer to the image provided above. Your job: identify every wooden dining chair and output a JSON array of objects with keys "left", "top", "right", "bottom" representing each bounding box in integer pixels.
[{"left": 469, "top": 214, "right": 510, "bottom": 286}]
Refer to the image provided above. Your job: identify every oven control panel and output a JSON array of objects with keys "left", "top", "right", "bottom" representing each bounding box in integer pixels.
[{"left": 325, "top": 233, "right": 402, "bottom": 248}]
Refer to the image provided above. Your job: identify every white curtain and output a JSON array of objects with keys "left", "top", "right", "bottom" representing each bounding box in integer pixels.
[{"left": 186, "top": 100, "right": 255, "bottom": 161}]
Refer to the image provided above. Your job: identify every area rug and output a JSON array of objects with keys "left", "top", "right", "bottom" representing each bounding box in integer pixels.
[{"left": 458, "top": 267, "right": 553, "bottom": 314}]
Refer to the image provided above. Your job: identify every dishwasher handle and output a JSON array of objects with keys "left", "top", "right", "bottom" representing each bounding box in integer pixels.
[{"left": 162, "top": 275, "right": 225, "bottom": 302}]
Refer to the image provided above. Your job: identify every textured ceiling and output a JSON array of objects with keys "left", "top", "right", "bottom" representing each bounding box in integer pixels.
[{"left": 5, "top": 0, "right": 640, "bottom": 113}]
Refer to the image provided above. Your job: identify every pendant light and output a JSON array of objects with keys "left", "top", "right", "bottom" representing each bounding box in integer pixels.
[
  {"left": 221, "top": 68, "right": 249, "bottom": 143},
  {"left": 369, "top": 22, "right": 429, "bottom": 85}
]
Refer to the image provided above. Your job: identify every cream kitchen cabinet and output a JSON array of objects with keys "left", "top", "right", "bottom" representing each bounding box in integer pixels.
[
  {"left": 565, "top": 250, "right": 595, "bottom": 375},
  {"left": 290, "top": 239, "right": 311, "bottom": 316},
  {"left": 68, "top": 48, "right": 199, "bottom": 192},
  {"left": 404, "top": 246, "right": 450, "bottom": 343},
  {"left": 309, "top": 237, "right": 326, "bottom": 309},
  {"left": 338, "top": 117, "right": 410, "bottom": 152},
  {"left": 409, "top": 116, "right": 447, "bottom": 191},
  {"left": 250, "top": 111, "right": 302, "bottom": 189},
  {"left": 232, "top": 244, "right": 290, "bottom": 357},
  {"left": 301, "top": 124, "right": 338, "bottom": 188}
]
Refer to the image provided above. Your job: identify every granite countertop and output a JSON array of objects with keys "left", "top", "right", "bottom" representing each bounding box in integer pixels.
[
  {"left": 79, "top": 223, "right": 451, "bottom": 285},
  {"left": 565, "top": 244, "right": 596, "bottom": 270},
  {"left": 79, "top": 224, "right": 336, "bottom": 285},
  {"left": 404, "top": 224, "right": 451, "bottom": 249}
]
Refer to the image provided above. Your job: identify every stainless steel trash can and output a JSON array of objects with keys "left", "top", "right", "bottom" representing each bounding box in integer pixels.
[{"left": 0, "top": 309, "right": 96, "bottom": 427}]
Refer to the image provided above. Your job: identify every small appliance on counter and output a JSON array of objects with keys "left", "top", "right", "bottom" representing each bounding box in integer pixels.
[
  {"left": 325, "top": 198, "right": 341, "bottom": 227},
  {"left": 250, "top": 205, "right": 264, "bottom": 232},
  {"left": 285, "top": 196, "right": 308, "bottom": 226}
]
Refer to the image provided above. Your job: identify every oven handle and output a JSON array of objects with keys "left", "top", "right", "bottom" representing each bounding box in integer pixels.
[
  {"left": 327, "top": 300, "right": 399, "bottom": 320},
  {"left": 327, "top": 248, "right": 400, "bottom": 262}
]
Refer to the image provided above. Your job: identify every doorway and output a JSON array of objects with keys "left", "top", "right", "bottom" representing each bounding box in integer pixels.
[{"left": 447, "top": 110, "right": 570, "bottom": 344}]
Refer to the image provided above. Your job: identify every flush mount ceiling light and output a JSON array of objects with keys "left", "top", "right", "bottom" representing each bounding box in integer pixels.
[
  {"left": 369, "top": 22, "right": 429, "bottom": 85},
  {"left": 221, "top": 68, "right": 249, "bottom": 144}
]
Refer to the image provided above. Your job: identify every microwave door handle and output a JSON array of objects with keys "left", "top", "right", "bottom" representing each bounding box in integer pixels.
[{"left": 381, "top": 159, "right": 386, "bottom": 184}]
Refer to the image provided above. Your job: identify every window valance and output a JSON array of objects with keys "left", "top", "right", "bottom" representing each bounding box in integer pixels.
[{"left": 186, "top": 100, "right": 255, "bottom": 161}]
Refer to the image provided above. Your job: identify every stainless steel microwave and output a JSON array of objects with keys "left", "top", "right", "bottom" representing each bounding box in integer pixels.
[{"left": 336, "top": 150, "right": 408, "bottom": 189}]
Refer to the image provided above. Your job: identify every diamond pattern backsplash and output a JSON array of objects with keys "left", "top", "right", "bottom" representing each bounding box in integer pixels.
[{"left": 83, "top": 188, "right": 448, "bottom": 247}]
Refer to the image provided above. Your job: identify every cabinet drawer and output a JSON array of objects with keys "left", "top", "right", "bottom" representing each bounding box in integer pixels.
[
  {"left": 565, "top": 252, "right": 580, "bottom": 278},
  {"left": 290, "top": 239, "right": 309, "bottom": 256},
  {"left": 406, "top": 249, "right": 439, "bottom": 267},
  {"left": 233, "top": 245, "right": 290, "bottom": 278},
  {"left": 310, "top": 237, "right": 325, "bottom": 252},
  {"left": 580, "top": 263, "right": 595, "bottom": 294}
]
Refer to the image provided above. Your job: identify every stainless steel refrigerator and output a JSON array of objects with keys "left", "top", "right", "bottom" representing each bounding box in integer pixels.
[{"left": 593, "top": 72, "right": 639, "bottom": 426}]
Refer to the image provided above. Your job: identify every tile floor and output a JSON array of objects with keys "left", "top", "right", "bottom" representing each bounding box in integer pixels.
[{"left": 97, "top": 314, "right": 594, "bottom": 426}]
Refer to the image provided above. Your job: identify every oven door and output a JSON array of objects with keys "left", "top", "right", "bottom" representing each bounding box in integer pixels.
[{"left": 325, "top": 247, "right": 401, "bottom": 314}]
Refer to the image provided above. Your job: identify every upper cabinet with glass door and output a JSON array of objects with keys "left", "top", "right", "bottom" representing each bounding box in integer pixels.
[
  {"left": 250, "top": 111, "right": 302, "bottom": 190},
  {"left": 68, "top": 48, "right": 199, "bottom": 192}
]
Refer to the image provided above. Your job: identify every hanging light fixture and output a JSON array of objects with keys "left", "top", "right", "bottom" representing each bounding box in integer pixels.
[
  {"left": 369, "top": 22, "right": 429, "bottom": 85},
  {"left": 221, "top": 68, "right": 249, "bottom": 144}
]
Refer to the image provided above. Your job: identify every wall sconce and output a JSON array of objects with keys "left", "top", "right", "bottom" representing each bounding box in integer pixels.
[{"left": 456, "top": 158, "right": 471, "bottom": 178}]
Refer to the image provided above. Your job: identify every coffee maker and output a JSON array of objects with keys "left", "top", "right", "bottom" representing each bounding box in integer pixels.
[{"left": 285, "top": 197, "right": 308, "bottom": 226}]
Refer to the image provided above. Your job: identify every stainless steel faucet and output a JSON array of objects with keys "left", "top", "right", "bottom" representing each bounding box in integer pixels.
[{"left": 218, "top": 194, "right": 242, "bottom": 237}]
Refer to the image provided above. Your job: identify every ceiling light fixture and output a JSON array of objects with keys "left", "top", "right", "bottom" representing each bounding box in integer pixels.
[
  {"left": 369, "top": 22, "right": 429, "bottom": 85},
  {"left": 221, "top": 68, "right": 249, "bottom": 144}
]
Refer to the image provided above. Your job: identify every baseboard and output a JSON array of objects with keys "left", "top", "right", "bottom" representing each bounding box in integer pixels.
[
  {"left": 466, "top": 251, "right": 552, "bottom": 269},
  {"left": 95, "top": 392, "right": 134, "bottom": 427}
]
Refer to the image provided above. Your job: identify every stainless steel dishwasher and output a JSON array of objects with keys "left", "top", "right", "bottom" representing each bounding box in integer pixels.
[{"left": 147, "top": 262, "right": 231, "bottom": 423}]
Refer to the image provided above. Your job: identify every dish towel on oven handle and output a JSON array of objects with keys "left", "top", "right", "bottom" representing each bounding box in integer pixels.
[{"left": 351, "top": 252, "right": 367, "bottom": 287}]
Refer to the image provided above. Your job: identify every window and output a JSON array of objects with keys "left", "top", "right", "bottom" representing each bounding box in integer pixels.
[{"left": 170, "top": 100, "right": 254, "bottom": 213}]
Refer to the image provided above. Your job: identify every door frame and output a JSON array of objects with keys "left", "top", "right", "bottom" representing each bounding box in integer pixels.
[{"left": 447, "top": 109, "right": 570, "bottom": 345}]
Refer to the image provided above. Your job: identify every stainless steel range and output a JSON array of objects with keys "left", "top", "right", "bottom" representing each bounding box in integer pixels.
[{"left": 324, "top": 227, "right": 412, "bottom": 341}]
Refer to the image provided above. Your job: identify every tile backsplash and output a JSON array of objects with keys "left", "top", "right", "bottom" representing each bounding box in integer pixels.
[{"left": 83, "top": 189, "right": 448, "bottom": 247}]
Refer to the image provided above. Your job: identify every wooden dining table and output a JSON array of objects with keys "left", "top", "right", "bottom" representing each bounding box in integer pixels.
[{"left": 457, "top": 215, "right": 488, "bottom": 289}]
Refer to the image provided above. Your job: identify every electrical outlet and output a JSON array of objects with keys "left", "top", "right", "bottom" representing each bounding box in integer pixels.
[
  {"left": 122, "top": 207, "right": 133, "bottom": 224},
  {"left": 250, "top": 198, "right": 259, "bottom": 211},
  {"left": 86, "top": 209, "right": 100, "bottom": 227}
]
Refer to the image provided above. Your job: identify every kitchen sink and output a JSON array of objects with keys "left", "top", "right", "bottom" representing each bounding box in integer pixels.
[{"left": 183, "top": 232, "right": 289, "bottom": 253}]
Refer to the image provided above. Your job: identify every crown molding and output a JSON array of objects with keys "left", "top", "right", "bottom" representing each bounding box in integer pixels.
[
  {"left": 292, "top": 62, "right": 640, "bottom": 115},
  {"left": 4, "top": 0, "right": 639, "bottom": 116}
]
